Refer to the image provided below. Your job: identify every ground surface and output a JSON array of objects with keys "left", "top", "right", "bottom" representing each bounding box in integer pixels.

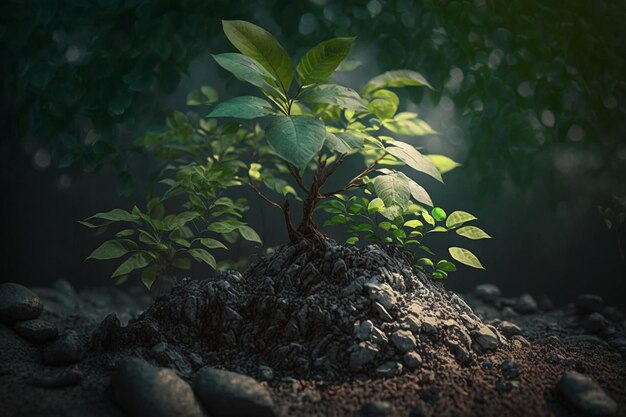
[{"left": 1, "top": 243, "right": 625, "bottom": 417}]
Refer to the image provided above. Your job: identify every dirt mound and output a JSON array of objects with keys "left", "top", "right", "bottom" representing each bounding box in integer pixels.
[{"left": 95, "top": 242, "right": 512, "bottom": 380}]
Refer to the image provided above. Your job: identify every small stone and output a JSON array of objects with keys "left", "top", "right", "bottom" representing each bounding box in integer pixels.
[
  {"left": 349, "top": 341, "right": 379, "bottom": 370},
  {"left": 403, "top": 351, "right": 423, "bottom": 369},
  {"left": 358, "top": 401, "right": 394, "bottom": 417},
  {"left": 151, "top": 342, "right": 191, "bottom": 375},
  {"left": 497, "top": 321, "right": 522, "bottom": 338},
  {"left": 419, "top": 387, "right": 440, "bottom": 403},
  {"left": 355, "top": 320, "right": 374, "bottom": 341},
  {"left": 391, "top": 330, "right": 417, "bottom": 352},
  {"left": 258, "top": 365, "right": 274, "bottom": 381},
  {"left": 581, "top": 313, "right": 609, "bottom": 334},
  {"left": 374, "top": 361, "right": 402, "bottom": 377},
  {"left": 112, "top": 357, "right": 204, "bottom": 417},
  {"left": 372, "top": 301, "right": 393, "bottom": 321},
  {"left": 501, "top": 358, "right": 522, "bottom": 380},
  {"left": 511, "top": 335, "right": 531, "bottom": 348},
  {"left": 501, "top": 307, "right": 518, "bottom": 319},
  {"left": 300, "top": 263, "right": 321, "bottom": 289},
  {"left": 575, "top": 294, "right": 604, "bottom": 314},
  {"left": 601, "top": 306, "right": 624, "bottom": 322},
  {"left": 194, "top": 367, "right": 276, "bottom": 417},
  {"left": 28, "top": 370, "right": 82, "bottom": 388},
  {"left": 365, "top": 281, "right": 397, "bottom": 310},
  {"left": 43, "top": 330, "right": 83, "bottom": 365},
  {"left": 557, "top": 371, "right": 617, "bottom": 416},
  {"left": 420, "top": 316, "right": 438, "bottom": 334},
  {"left": 514, "top": 293, "right": 538, "bottom": 314},
  {"left": 14, "top": 319, "right": 58, "bottom": 343},
  {"left": 0, "top": 283, "right": 43, "bottom": 324},
  {"left": 471, "top": 325, "right": 499, "bottom": 351},
  {"left": 475, "top": 284, "right": 501, "bottom": 303},
  {"left": 332, "top": 259, "right": 347, "bottom": 278},
  {"left": 495, "top": 378, "right": 519, "bottom": 393}
]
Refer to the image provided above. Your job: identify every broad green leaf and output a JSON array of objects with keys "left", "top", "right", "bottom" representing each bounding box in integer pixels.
[
  {"left": 456, "top": 226, "right": 491, "bottom": 240},
  {"left": 212, "top": 53, "right": 281, "bottom": 95},
  {"left": 208, "top": 96, "right": 279, "bottom": 119},
  {"left": 449, "top": 247, "right": 484, "bottom": 269},
  {"left": 172, "top": 238, "right": 191, "bottom": 248},
  {"left": 381, "top": 205, "right": 402, "bottom": 220},
  {"left": 386, "top": 141, "right": 443, "bottom": 182},
  {"left": 296, "top": 37, "right": 354, "bottom": 84},
  {"left": 300, "top": 84, "right": 367, "bottom": 111},
  {"left": 420, "top": 245, "right": 435, "bottom": 255},
  {"left": 111, "top": 252, "right": 154, "bottom": 278},
  {"left": 222, "top": 20, "right": 293, "bottom": 94},
  {"left": 325, "top": 131, "right": 364, "bottom": 153},
  {"left": 336, "top": 59, "right": 362, "bottom": 72},
  {"left": 428, "top": 226, "right": 448, "bottom": 233},
  {"left": 431, "top": 207, "right": 447, "bottom": 221},
  {"left": 368, "top": 89, "right": 399, "bottom": 119},
  {"left": 422, "top": 211, "right": 435, "bottom": 226},
  {"left": 396, "top": 172, "right": 433, "bottom": 206},
  {"left": 168, "top": 211, "right": 201, "bottom": 229},
  {"left": 445, "top": 211, "right": 477, "bottom": 228},
  {"left": 197, "top": 238, "right": 228, "bottom": 250},
  {"left": 427, "top": 154, "right": 462, "bottom": 174},
  {"left": 346, "top": 236, "right": 359, "bottom": 244},
  {"left": 383, "top": 112, "right": 437, "bottom": 136},
  {"left": 432, "top": 271, "right": 448, "bottom": 279},
  {"left": 87, "top": 208, "right": 138, "bottom": 223},
  {"left": 140, "top": 267, "right": 157, "bottom": 289},
  {"left": 417, "top": 257, "right": 434, "bottom": 268},
  {"left": 207, "top": 220, "right": 245, "bottom": 234},
  {"left": 367, "top": 197, "right": 385, "bottom": 214},
  {"left": 188, "top": 248, "right": 217, "bottom": 269},
  {"left": 172, "top": 257, "right": 192, "bottom": 270},
  {"left": 115, "top": 229, "right": 135, "bottom": 238},
  {"left": 362, "top": 70, "right": 433, "bottom": 96},
  {"left": 372, "top": 173, "right": 410, "bottom": 208},
  {"left": 404, "top": 219, "right": 423, "bottom": 228},
  {"left": 238, "top": 225, "right": 262, "bottom": 243},
  {"left": 147, "top": 198, "right": 165, "bottom": 220},
  {"left": 436, "top": 259, "right": 457, "bottom": 272},
  {"left": 266, "top": 115, "right": 326, "bottom": 169},
  {"left": 186, "top": 86, "right": 218, "bottom": 106},
  {"left": 88, "top": 239, "right": 137, "bottom": 260}
]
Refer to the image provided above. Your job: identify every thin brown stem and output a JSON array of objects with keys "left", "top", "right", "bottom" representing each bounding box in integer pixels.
[
  {"left": 322, "top": 152, "right": 387, "bottom": 197},
  {"left": 287, "top": 164, "right": 310, "bottom": 194},
  {"left": 248, "top": 183, "right": 283, "bottom": 211}
]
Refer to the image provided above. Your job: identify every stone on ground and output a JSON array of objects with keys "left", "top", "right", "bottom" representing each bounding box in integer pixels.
[
  {"left": 0, "top": 283, "right": 43, "bottom": 324},
  {"left": 14, "top": 319, "right": 58, "bottom": 343},
  {"left": 557, "top": 371, "right": 617, "bottom": 416}
]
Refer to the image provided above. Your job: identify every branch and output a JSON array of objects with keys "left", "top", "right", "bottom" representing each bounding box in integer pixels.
[
  {"left": 247, "top": 183, "right": 283, "bottom": 211},
  {"left": 287, "top": 164, "right": 310, "bottom": 194},
  {"left": 322, "top": 152, "right": 387, "bottom": 197}
]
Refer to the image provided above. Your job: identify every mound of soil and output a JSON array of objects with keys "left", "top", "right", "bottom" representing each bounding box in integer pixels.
[{"left": 98, "top": 242, "right": 507, "bottom": 380}]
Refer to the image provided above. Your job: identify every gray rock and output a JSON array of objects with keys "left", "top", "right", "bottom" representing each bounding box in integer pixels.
[
  {"left": 0, "top": 283, "right": 43, "bottom": 324},
  {"left": 300, "top": 263, "right": 321, "bottom": 289},
  {"left": 403, "top": 351, "right": 423, "bottom": 369},
  {"left": 557, "top": 371, "right": 617, "bottom": 416},
  {"left": 332, "top": 259, "right": 347, "bottom": 278},
  {"left": 497, "top": 321, "right": 522, "bottom": 338},
  {"left": 14, "top": 319, "right": 58, "bottom": 343},
  {"left": 500, "top": 358, "right": 522, "bottom": 380},
  {"left": 391, "top": 330, "right": 417, "bottom": 352},
  {"left": 258, "top": 365, "right": 274, "bottom": 381},
  {"left": 365, "top": 281, "right": 397, "bottom": 310},
  {"left": 471, "top": 325, "right": 499, "bottom": 351},
  {"left": 151, "top": 342, "right": 191, "bottom": 375},
  {"left": 358, "top": 401, "right": 394, "bottom": 417},
  {"left": 581, "top": 313, "right": 609, "bottom": 334},
  {"left": 514, "top": 293, "right": 538, "bottom": 314},
  {"left": 194, "top": 367, "right": 275, "bottom": 417},
  {"left": 375, "top": 361, "right": 402, "bottom": 377},
  {"left": 475, "top": 284, "right": 501, "bottom": 303},
  {"left": 372, "top": 301, "right": 393, "bottom": 321},
  {"left": 355, "top": 320, "right": 388, "bottom": 345},
  {"left": 112, "top": 357, "right": 205, "bottom": 417},
  {"left": 349, "top": 341, "right": 379, "bottom": 370},
  {"left": 43, "top": 330, "right": 83, "bottom": 365},
  {"left": 501, "top": 306, "right": 519, "bottom": 319},
  {"left": 420, "top": 316, "right": 438, "bottom": 334},
  {"left": 575, "top": 294, "right": 604, "bottom": 314}
]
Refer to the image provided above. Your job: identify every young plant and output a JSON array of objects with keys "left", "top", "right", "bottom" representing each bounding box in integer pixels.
[{"left": 207, "top": 20, "right": 488, "bottom": 273}]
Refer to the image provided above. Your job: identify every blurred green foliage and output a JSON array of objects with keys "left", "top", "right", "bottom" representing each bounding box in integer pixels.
[{"left": 1, "top": 0, "right": 624, "bottom": 196}]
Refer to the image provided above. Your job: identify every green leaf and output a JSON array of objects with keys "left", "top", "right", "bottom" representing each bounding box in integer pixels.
[
  {"left": 367, "top": 197, "right": 385, "bottom": 214},
  {"left": 140, "top": 267, "right": 157, "bottom": 289},
  {"left": 449, "top": 247, "right": 484, "bottom": 269},
  {"left": 432, "top": 271, "right": 448, "bottom": 279},
  {"left": 172, "top": 257, "right": 192, "bottom": 270},
  {"left": 404, "top": 219, "right": 423, "bottom": 228},
  {"left": 336, "top": 59, "right": 362, "bottom": 72},
  {"left": 436, "top": 259, "right": 457, "bottom": 272},
  {"left": 208, "top": 96, "right": 279, "bottom": 119},
  {"left": 188, "top": 248, "right": 217, "bottom": 269},
  {"left": 427, "top": 155, "right": 462, "bottom": 174},
  {"left": 456, "top": 226, "right": 491, "bottom": 240},
  {"left": 386, "top": 142, "right": 443, "bottom": 182},
  {"left": 111, "top": 252, "right": 154, "bottom": 278},
  {"left": 368, "top": 89, "right": 399, "bottom": 119},
  {"left": 207, "top": 220, "right": 245, "bottom": 233},
  {"left": 422, "top": 211, "right": 435, "bottom": 226},
  {"left": 197, "top": 238, "right": 227, "bottom": 250},
  {"left": 431, "top": 207, "right": 447, "bottom": 221},
  {"left": 346, "top": 236, "right": 359, "bottom": 245},
  {"left": 445, "top": 211, "right": 478, "bottom": 228},
  {"left": 396, "top": 172, "right": 433, "bottom": 206},
  {"left": 372, "top": 173, "right": 411, "bottom": 208},
  {"left": 88, "top": 239, "right": 137, "bottom": 260},
  {"left": 212, "top": 53, "right": 281, "bottom": 95},
  {"left": 168, "top": 211, "right": 201, "bottom": 229},
  {"left": 300, "top": 84, "right": 367, "bottom": 111},
  {"left": 266, "top": 115, "right": 326, "bottom": 169},
  {"left": 419, "top": 245, "right": 435, "bottom": 255},
  {"left": 186, "top": 86, "right": 218, "bottom": 106},
  {"left": 238, "top": 225, "right": 262, "bottom": 243},
  {"left": 115, "top": 229, "right": 135, "bottom": 238},
  {"left": 362, "top": 70, "right": 433, "bottom": 96},
  {"left": 296, "top": 37, "right": 354, "bottom": 84},
  {"left": 222, "top": 20, "right": 293, "bottom": 94},
  {"left": 87, "top": 208, "right": 138, "bottom": 223},
  {"left": 324, "top": 131, "right": 364, "bottom": 153},
  {"left": 383, "top": 112, "right": 437, "bottom": 136},
  {"left": 417, "top": 257, "right": 434, "bottom": 268}
]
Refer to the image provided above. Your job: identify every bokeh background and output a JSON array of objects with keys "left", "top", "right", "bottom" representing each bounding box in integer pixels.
[{"left": 1, "top": 0, "right": 625, "bottom": 307}]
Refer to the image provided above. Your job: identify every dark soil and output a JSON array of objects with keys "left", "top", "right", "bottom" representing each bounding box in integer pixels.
[{"left": 1, "top": 242, "right": 625, "bottom": 417}]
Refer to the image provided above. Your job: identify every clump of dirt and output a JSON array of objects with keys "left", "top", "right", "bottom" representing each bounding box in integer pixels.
[{"left": 95, "top": 241, "right": 511, "bottom": 380}]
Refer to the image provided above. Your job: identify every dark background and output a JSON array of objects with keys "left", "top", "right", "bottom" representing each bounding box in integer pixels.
[{"left": 1, "top": 0, "right": 625, "bottom": 307}]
